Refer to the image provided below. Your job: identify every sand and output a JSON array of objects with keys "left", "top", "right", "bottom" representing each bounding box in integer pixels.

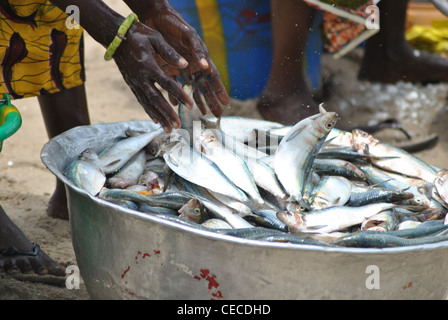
[{"left": 0, "top": 0, "right": 447, "bottom": 300}]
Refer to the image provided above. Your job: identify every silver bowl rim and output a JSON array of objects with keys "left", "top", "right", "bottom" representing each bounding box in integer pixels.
[{"left": 40, "top": 121, "right": 448, "bottom": 256}]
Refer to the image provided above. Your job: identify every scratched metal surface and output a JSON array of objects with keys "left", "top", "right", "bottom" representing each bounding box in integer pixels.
[{"left": 41, "top": 121, "right": 448, "bottom": 300}]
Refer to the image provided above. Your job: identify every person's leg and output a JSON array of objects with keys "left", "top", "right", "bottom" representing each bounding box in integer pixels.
[
  {"left": 359, "top": 0, "right": 448, "bottom": 83},
  {"left": 0, "top": 204, "right": 65, "bottom": 275},
  {"left": 38, "top": 84, "right": 90, "bottom": 220},
  {"left": 257, "top": 0, "right": 319, "bottom": 125}
]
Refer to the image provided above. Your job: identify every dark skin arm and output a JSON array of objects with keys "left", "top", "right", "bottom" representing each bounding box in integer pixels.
[
  {"left": 50, "top": 0, "right": 194, "bottom": 132},
  {"left": 123, "top": 0, "right": 230, "bottom": 117}
]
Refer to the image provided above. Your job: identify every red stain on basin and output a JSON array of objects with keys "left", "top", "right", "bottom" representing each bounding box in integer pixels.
[
  {"left": 121, "top": 266, "right": 130, "bottom": 279},
  {"left": 198, "top": 268, "right": 223, "bottom": 300}
]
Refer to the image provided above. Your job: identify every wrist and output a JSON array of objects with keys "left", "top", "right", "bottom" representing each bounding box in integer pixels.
[
  {"left": 104, "top": 13, "right": 139, "bottom": 61},
  {"left": 123, "top": 0, "right": 171, "bottom": 22},
  {"left": 50, "top": 0, "right": 124, "bottom": 47}
]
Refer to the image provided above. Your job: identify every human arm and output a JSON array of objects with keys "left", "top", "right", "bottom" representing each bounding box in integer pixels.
[
  {"left": 50, "top": 0, "right": 194, "bottom": 132},
  {"left": 123, "top": 0, "right": 230, "bottom": 117}
]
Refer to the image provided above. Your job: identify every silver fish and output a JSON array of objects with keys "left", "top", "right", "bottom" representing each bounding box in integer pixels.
[
  {"left": 201, "top": 218, "right": 233, "bottom": 229},
  {"left": 278, "top": 202, "right": 399, "bottom": 234},
  {"left": 215, "top": 227, "right": 327, "bottom": 246},
  {"left": 347, "top": 188, "right": 415, "bottom": 207},
  {"left": 325, "top": 128, "right": 353, "bottom": 148},
  {"left": 197, "top": 129, "right": 265, "bottom": 206},
  {"left": 178, "top": 84, "right": 204, "bottom": 139},
  {"left": 98, "top": 188, "right": 193, "bottom": 210},
  {"left": 146, "top": 132, "right": 171, "bottom": 156},
  {"left": 352, "top": 129, "right": 438, "bottom": 182},
  {"left": 359, "top": 165, "right": 432, "bottom": 210},
  {"left": 211, "top": 116, "right": 283, "bottom": 144},
  {"left": 98, "top": 129, "right": 164, "bottom": 174},
  {"left": 107, "top": 150, "right": 146, "bottom": 189},
  {"left": 362, "top": 166, "right": 445, "bottom": 218},
  {"left": 200, "top": 194, "right": 255, "bottom": 229},
  {"left": 245, "top": 157, "right": 288, "bottom": 200},
  {"left": 65, "top": 148, "right": 106, "bottom": 196},
  {"left": 309, "top": 176, "right": 352, "bottom": 209},
  {"left": 138, "top": 169, "right": 163, "bottom": 192},
  {"left": 397, "top": 220, "right": 422, "bottom": 230},
  {"left": 161, "top": 139, "right": 249, "bottom": 204},
  {"left": 360, "top": 210, "right": 398, "bottom": 232},
  {"left": 207, "top": 190, "right": 253, "bottom": 215},
  {"left": 174, "top": 175, "right": 255, "bottom": 229},
  {"left": 178, "top": 198, "right": 208, "bottom": 223},
  {"left": 334, "top": 231, "right": 448, "bottom": 248},
  {"left": 138, "top": 204, "right": 179, "bottom": 216},
  {"left": 313, "top": 158, "right": 366, "bottom": 181},
  {"left": 272, "top": 106, "right": 338, "bottom": 207}
]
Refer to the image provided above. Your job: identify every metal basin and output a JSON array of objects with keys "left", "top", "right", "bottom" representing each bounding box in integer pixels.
[{"left": 41, "top": 121, "right": 448, "bottom": 300}]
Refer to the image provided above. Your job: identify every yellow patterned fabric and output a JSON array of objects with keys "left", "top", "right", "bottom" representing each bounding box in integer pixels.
[{"left": 0, "top": 0, "right": 85, "bottom": 99}]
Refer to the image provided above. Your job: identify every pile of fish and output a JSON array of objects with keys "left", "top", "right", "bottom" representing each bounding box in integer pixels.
[{"left": 65, "top": 87, "right": 448, "bottom": 249}]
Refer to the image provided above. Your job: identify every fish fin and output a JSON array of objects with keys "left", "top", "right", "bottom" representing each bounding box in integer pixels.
[
  {"left": 163, "top": 168, "right": 174, "bottom": 193},
  {"left": 368, "top": 179, "right": 393, "bottom": 189},
  {"left": 125, "top": 129, "right": 147, "bottom": 137},
  {"left": 167, "top": 154, "right": 179, "bottom": 167},
  {"left": 322, "top": 135, "right": 337, "bottom": 148},
  {"left": 103, "top": 159, "right": 121, "bottom": 172},
  {"left": 319, "top": 103, "right": 327, "bottom": 114},
  {"left": 306, "top": 224, "right": 328, "bottom": 231}
]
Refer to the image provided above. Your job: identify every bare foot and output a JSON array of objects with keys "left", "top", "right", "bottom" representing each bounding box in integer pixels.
[
  {"left": 0, "top": 206, "right": 65, "bottom": 276},
  {"left": 359, "top": 41, "right": 448, "bottom": 84}
]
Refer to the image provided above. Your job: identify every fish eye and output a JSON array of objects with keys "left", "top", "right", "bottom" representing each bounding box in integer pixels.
[
  {"left": 194, "top": 208, "right": 201, "bottom": 214},
  {"left": 150, "top": 147, "right": 156, "bottom": 154},
  {"left": 325, "top": 122, "right": 333, "bottom": 129}
]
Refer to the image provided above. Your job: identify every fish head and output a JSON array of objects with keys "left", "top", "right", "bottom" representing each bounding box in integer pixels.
[
  {"left": 146, "top": 133, "right": 170, "bottom": 156},
  {"left": 316, "top": 112, "right": 338, "bottom": 136},
  {"left": 155, "top": 140, "right": 181, "bottom": 157},
  {"left": 79, "top": 148, "right": 100, "bottom": 162},
  {"left": 197, "top": 129, "right": 222, "bottom": 151},
  {"left": 143, "top": 171, "right": 160, "bottom": 190},
  {"left": 178, "top": 198, "right": 207, "bottom": 223},
  {"left": 201, "top": 129, "right": 218, "bottom": 144},
  {"left": 276, "top": 210, "right": 306, "bottom": 233},
  {"left": 352, "top": 129, "right": 376, "bottom": 153},
  {"left": 361, "top": 211, "right": 396, "bottom": 232},
  {"left": 402, "top": 193, "right": 431, "bottom": 210}
]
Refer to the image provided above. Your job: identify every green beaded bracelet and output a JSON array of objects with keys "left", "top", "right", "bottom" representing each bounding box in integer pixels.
[{"left": 104, "top": 13, "right": 139, "bottom": 61}]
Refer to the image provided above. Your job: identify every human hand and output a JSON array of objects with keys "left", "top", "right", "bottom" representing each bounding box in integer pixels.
[
  {"left": 112, "top": 21, "right": 194, "bottom": 132},
  {"left": 125, "top": 0, "right": 230, "bottom": 117}
]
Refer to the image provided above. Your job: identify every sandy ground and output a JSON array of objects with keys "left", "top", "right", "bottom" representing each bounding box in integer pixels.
[{"left": 1, "top": 1, "right": 448, "bottom": 300}]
